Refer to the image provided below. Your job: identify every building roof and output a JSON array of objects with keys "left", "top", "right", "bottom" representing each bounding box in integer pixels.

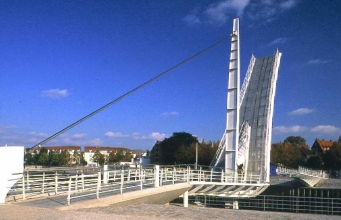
[
  {"left": 84, "top": 146, "right": 131, "bottom": 153},
  {"left": 42, "top": 146, "right": 81, "bottom": 150},
  {"left": 315, "top": 139, "right": 334, "bottom": 152}
]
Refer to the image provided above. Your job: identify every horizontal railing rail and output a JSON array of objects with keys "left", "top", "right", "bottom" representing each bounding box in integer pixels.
[
  {"left": 7, "top": 164, "right": 268, "bottom": 205},
  {"left": 187, "top": 194, "right": 341, "bottom": 216}
]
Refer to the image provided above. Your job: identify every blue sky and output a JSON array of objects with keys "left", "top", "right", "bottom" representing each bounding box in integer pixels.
[{"left": 1, "top": 0, "right": 340, "bottom": 150}]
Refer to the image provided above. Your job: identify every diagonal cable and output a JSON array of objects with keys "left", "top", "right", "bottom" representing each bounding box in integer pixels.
[{"left": 33, "top": 36, "right": 230, "bottom": 148}]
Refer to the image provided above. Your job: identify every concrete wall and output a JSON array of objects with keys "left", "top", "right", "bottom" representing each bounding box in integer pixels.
[
  {"left": 0, "top": 146, "right": 24, "bottom": 203},
  {"left": 59, "top": 183, "right": 192, "bottom": 210}
]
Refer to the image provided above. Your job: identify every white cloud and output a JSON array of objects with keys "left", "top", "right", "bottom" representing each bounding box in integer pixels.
[
  {"left": 131, "top": 132, "right": 167, "bottom": 140},
  {"left": 307, "top": 59, "right": 332, "bottom": 65},
  {"left": 161, "top": 111, "right": 179, "bottom": 117},
  {"left": 273, "top": 125, "right": 308, "bottom": 133},
  {"left": 273, "top": 124, "right": 341, "bottom": 136},
  {"left": 88, "top": 138, "right": 103, "bottom": 146},
  {"left": 184, "top": 0, "right": 251, "bottom": 26},
  {"left": 279, "top": 0, "right": 297, "bottom": 9},
  {"left": 105, "top": 131, "right": 128, "bottom": 138},
  {"left": 144, "top": 132, "right": 167, "bottom": 140},
  {"left": 184, "top": 8, "right": 201, "bottom": 25},
  {"left": 30, "top": 131, "right": 49, "bottom": 138},
  {"left": 41, "top": 89, "right": 69, "bottom": 99},
  {"left": 289, "top": 108, "right": 316, "bottom": 115},
  {"left": 310, "top": 125, "right": 341, "bottom": 134},
  {"left": 268, "top": 37, "right": 288, "bottom": 46},
  {"left": 72, "top": 133, "right": 87, "bottom": 139},
  {"left": 205, "top": 0, "right": 250, "bottom": 24},
  {"left": 0, "top": 125, "right": 17, "bottom": 133},
  {"left": 246, "top": 0, "right": 299, "bottom": 24}
]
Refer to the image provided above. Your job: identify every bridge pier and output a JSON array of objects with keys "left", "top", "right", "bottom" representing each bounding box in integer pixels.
[{"left": 183, "top": 190, "right": 188, "bottom": 208}]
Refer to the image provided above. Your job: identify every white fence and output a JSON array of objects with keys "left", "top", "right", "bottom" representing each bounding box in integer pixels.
[
  {"left": 277, "top": 165, "right": 329, "bottom": 178},
  {"left": 7, "top": 165, "right": 265, "bottom": 205}
]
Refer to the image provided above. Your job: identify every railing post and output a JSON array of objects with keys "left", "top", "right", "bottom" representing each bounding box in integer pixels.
[
  {"left": 160, "top": 169, "right": 163, "bottom": 186},
  {"left": 263, "top": 196, "right": 265, "bottom": 211},
  {"left": 42, "top": 172, "right": 45, "bottom": 193},
  {"left": 140, "top": 169, "right": 143, "bottom": 190},
  {"left": 135, "top": 169, "right": 137, "bottom": 181},
  {"left": 188, "top": 166, "right": 191, "bottom": 181},
  {"left": 154, "top": 165, "right": 160, "bottom": 188},
  {"left": 67, "top": 177, "right": 71, "bottom": 206},
  {"left": 187, "top": 166, "right": 190, "bottom": 183},
  {"left": 103, "top": 165, "right": 108, "bottom": 184},
  {"left": 96, "top": 171, "right": 101, "bottom": 199},
  {"left": 75, "top": 172, "right": 78, "bottom": 191},
  {"left": 332, "top": 198, "right": 334, "bottom": 215},
  {"left": 55, "top": 171, "right": 58, "bottom": 194},
  {"left": 199, "top": 166, "right": 202, "bottom": 182},
  {"left": 27, "top": 171, "right": 30, "bottom": 190},
  {"left": 210, "top": 168, "right": 213, "bottom": 182},
  {"left": 127, "top": 169, "right": 131, "bottom": 182},
  {"left": 120, "top": 170, "right": 124, "bottom": 194},
  {"left": 221, "top": 169, "right": 224, "bottom": 183},
  {"left": 22, "top": 173, "right": 26, "bottom": 201},
  {"left": 81, "top": 171, "right": 84, "bottom": 191}
]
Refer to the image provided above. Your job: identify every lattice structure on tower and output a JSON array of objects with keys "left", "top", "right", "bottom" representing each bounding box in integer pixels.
[{"left": 210, "top": 18, "right": 282, "bottom": 184}]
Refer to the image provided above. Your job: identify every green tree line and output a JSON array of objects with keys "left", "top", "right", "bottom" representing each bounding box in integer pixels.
[
  {"left": 24, "top": 147, "right": 87, "bottom": 167},
  {"left": 271, "top": 135, "right": 341, "bottom": 172},
  {"left": 150, "top": 132, "right": 219, "bottom": 166},
  {"left": 91, "top": 149, "right": 132, "bottom": 166}
]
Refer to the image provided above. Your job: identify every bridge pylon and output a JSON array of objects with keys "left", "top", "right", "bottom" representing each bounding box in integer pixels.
[{"left": 210, "top": 18, "right": 282, "bottom": 185}]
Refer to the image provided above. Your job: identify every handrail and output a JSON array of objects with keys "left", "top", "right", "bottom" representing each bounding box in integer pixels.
[{"left": 7, "top": 165, "right": 268, "bottom": 205}]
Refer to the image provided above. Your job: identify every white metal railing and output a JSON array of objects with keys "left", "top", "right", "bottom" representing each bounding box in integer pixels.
[
  {"left": 187, "top": 194, "right": 341, "bottom": 216},
  {"left": 239, "top": 54, "right": 255, "bottom": 106},
  {"left": 277, "top": 165, "right": 329, "bottom": 178},
  {"left": 209, "top": 133, "right": 226, "bottom": 167},
  {"left": 7, "top": 165, "right": 267, "bottom": 205}
]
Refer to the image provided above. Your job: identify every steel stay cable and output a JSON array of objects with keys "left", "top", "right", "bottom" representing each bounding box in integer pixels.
[{"left": 33, "top": 35, "right": 230, "bottom": 148}]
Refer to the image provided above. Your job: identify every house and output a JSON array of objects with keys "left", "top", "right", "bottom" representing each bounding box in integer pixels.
[
  {"left": 29, "top": 146, "right": 81, "bottom": 164},
  {"left": 84, "top": 146, "right": 136, "bottom": 166},
  {"left": 311, "top": 139, "right": 334, "bottom": 155}
]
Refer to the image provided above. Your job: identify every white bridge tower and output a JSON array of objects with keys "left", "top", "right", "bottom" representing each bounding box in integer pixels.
[{"left": 211, "top": 18, "right": 282, "bottom": 184}]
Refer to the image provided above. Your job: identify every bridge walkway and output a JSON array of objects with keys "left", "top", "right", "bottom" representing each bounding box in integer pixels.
[{"left": 7, "top": 165, "right": 269, "bottom": 208}]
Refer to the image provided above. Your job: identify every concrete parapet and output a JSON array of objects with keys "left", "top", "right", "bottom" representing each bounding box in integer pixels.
[{"left": 59, "top": 182, "right": 192, "bottom": 210}]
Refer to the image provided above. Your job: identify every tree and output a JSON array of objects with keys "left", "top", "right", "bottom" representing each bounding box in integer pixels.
[
  {"left": 124, "top": 151, "right": 132, "bottom": 161},
  {"left": 198, "top": 141, "right": 219, "bottom": 166},
  {"left": 108, "top": 152, "right": 117, "bottom": 163},
  {"left": 284, "top": 136, "right": 307, "bottom": 146},
  {"left": 59, "top": 150, "right": 72, "bottom": 166},
  {"left": 305, "top": 155, "right": 324, "bottom": 169},
  {"left": 51, "top": 153, "right": 60, "bottom": 166},
  {"left": 175, "top": 143, "right": 196, "bottom": 164},
  {"left": 323, "top": 142, "right": 341, "bottom": 169},
  {"left": 73, "top": 150, "right": 80, "bottom": 165},
  {"left": 92, "top": 150, "right": 105, "bottom": 166},
  {"left": 24, "top": 152, "right": 35, "bottom": 166},
  {"left": 38, "top": 152, "right": 48, "bottom": 166},
  {"left": 271, "top": 142, "right": 304, "bottom": 168},
  {"left": 80, "top": 153, "right": 87, "bottom": 166},
  {"left": 48, "top": 151, "right": 55, "bottom": 166},
  {"left": 159, "top": 132, "right": 198, "bottom": 165},
  {"left": 116, "top": 150, "right": 125, "bottom": 162}
]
